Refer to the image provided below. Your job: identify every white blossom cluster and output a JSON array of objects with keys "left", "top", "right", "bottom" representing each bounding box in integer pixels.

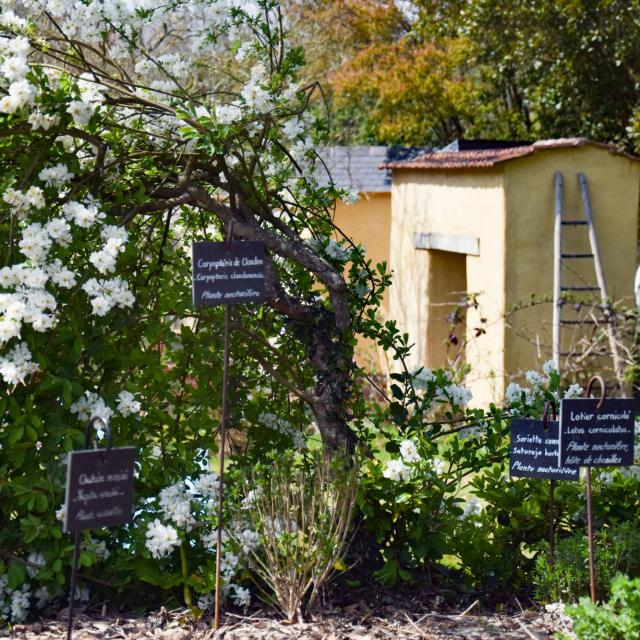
[
  {"left": 70, "top": 389, "right": 141, "bottom": 423},
  {"left": 0, "top": 190, "right": 134, "bottom": 386},
  {"left": 0, "top": 342, "right": 38, "bottom": 386},
  {"left": 158, "top": 481, "right": 198, "bottom": 531},
  {"left": 505, "top": 360, "right": 560, "bottom": 408},
  {"left": 145, "top": 519, "right": 181, "bottom": 559},
  {"left": 563, "top": 383, "right": 584, "bottom": 399},
  {"left": 458, "top": 497, "right": 483, "bottom": 524},
  {"left": 143, "top": 472, "right": 254, "bottom": 611},
  {"left": 0, "top": 34, "right": 137, "bottom": 388},
  {"left": 305, "top": 236, "right": 349, "bottom": 263},
  {"left": 436, "top": 383, "right": 473, "bottom": 407},
  {"left": 382, "top": 435, "right": 446, "bottom": 483},
  {"left": 0, "top": 36, "right": 37, "bottom": 116},
  {"left": 258, "top": 411, "right": 307, "bottom": 450},
  {"left": 413, "top": 367, "right": 435, "bottom": 390},
  {"left": 382, "top": 458, "right": 412, "bottom": 482},
  {"left": 0, "top": 549, "right": 56, "bottom": 623}
]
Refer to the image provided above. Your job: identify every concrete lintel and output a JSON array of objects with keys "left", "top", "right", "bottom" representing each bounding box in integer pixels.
[{"left": 413, "top": 231, "right": 479, "bottom": 256}]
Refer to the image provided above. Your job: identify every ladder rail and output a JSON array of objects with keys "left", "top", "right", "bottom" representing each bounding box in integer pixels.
[
  {"left": 577, "top": 173, "right": 625, "bottom": 390},
  {"left": 552, "top": 172, "right": 563, "bottom": 368}
]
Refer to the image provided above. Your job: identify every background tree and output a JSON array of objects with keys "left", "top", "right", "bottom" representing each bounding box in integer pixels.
[{"left": 304, "top": 0, "right": 640, "bottom": 148}]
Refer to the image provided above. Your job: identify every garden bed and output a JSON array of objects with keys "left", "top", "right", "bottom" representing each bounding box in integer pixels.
[{"left": 3, "top": 599, "right": 572, "bottom": 639}]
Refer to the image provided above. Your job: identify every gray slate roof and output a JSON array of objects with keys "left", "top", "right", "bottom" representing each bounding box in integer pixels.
[{"left": 316, "top": 146, "right": 430, "bottom": 193}]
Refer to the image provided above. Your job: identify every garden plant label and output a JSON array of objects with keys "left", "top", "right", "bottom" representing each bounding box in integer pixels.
[
  {"left": 192, "top": 241, "right": 266, "bottom": 306},
  {"left": 559, "top": 398, "right": 636, "bottom": 467},
  {"left": 509, "top": 418, "right": 579, "bottom": 480},
  {"left": 64, "top": 447, "right": 136, "bottom": 532}
]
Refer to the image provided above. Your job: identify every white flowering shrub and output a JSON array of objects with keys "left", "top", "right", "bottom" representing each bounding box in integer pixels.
[
  {"left": 353, "top": 356, "right": 640, "bottom": 595},
  {"left": 0, "top": 0, "right": 396, "bottom": 623}
]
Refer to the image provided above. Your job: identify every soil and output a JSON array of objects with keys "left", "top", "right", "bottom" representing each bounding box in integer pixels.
[{"left": 1, "top": 598, "right": 574, "bottom": 639}]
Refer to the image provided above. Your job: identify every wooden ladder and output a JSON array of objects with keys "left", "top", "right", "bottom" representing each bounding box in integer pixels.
[{"left": 552, "top": 172, "right": 624, "bottom": 385}]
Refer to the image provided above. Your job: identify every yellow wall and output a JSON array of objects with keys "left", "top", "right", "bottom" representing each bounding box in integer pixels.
[
  {"left": 503, "top": 146, "right": 640, "bottom": 378},
  {"left": 389, "top": 170, "right": 507, "bottom": 405},
  {"left": 333, "top": 193, "right": 391, "bottom": 312},
  {"left": 333, "top": 192, "right": 391, "bottom": 373}
]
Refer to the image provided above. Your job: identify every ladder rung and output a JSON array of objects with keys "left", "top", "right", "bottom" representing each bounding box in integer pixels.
[
  {"left": 561, "top": 220, "right": 588, "bottom": 226},
  {"left": 560, "top": 351, "right": 610, "bottom": 357},
  {"left": 561, "top": 286, "right": 600, "bottom": 291},
  {"left": 561, "top": 253, "right": 594, "bottom": 258},
  {"left": 560, "top": 320, "right": 604, "bottom": 325}
]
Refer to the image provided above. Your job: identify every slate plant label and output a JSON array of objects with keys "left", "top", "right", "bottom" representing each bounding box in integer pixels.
[
  {"left": 510, "top": 419, "right": 579, "bottom": 480},
  {"left": 559, "top": 398, "right": 636, "bottom": 467},
  {"left": 192, "top": 241, "right": 266, "bottom": 306},
  {"left": 64, "top": 447, "right": 136, "bottom": 533}
]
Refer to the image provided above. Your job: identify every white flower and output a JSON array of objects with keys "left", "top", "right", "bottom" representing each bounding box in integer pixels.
[
  {"left": 25, "top": 186, "right": 45, "bottom": 209},
  {"left": 399, "top": 439, "right": 421, "bottom": 463},
  {"left": 230, "top": 584, "right": 251, "bottom": 609},
  {"left": 70, "top": 391, "right": 113, "bottom": 423},
  {"left": 323, "top": 239, "right": 348, "bottom": 262},
  {"left": 413, "top": 368, "right": 435, "bottom": 390},
  {"left": 34, "top": 586, "right": 50, "bottom": 609},
  {"left": 430, "top": 459, "right": 446, "bottom": 475},
  {"left": 62, "top": 200, "right": 103, "bottom": 228},
  {"left": 18, "top": 222, "right": 52, "bottom": 263},
  {"left": 237, "top": 528, "right": 259, "bottom": 555},
  {"left": 342, "top": 189, "right": 360, "bottom": 204},
  {"left": 215, "top": 103, "right": 243, "bottom": 125},
  {"left": 145, "top": 519, "right": 180, "bottom": 559},
  {"left": 116, "top": 390, "right": 141, "bottom": 416},
  {"left": 10, "top": 584, "right": 30, "bottom": 622},
  {"left": 38, "top": 163, "right": 74, "bottom": 187},
  {"left": 90, "top": 295, "right": 111, "bottom": 316},
  {"left": 0, "top": 318, "right": 21, "bottom": 344},
  {"left": 1, "top": 55, "right": 29, "bottom": 81},
  {"left": 506, "top": 382, "right": 523, "bottom": 404},
  {"left": 525, "top": 370, "right": 548, "bottom": 390},
  {"left": 26, "top": 551, "right": 45, "bottom": 577},
  {"left": 564, "top": 383, "right": 584, "bottom": 399},
  {"left": 48, "top": 262, "right": 77, "bottom": 289},
  {"left": 159, "top": 482, "right": 196, "bottom": 530},
  {"left": 28, "top": 111, "right": 60, "bottom": 131},
  {"left": 192, "top": 472, "right": 219, "bottom": 500},
  {"left": 67, "top": 100, "right": 94, "bottom": 126},
  {"left": 382, "top": 458, "right": 411, "bottom": 482},
  {"left": 0, "top": 342, "right": 38, "bottom": 384},
  {"left": 437, "top": 383, "right": 472, "bottom": 406},
  {"left": 542, "top": 360, "right": 557, "bottom": 376},
  {"left": 45, "top": 218, "right": 72, "bottom": 246}
]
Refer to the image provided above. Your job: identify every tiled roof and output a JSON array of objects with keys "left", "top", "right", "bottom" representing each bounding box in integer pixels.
[
  {"left": 385, "top": 138, "right": 640, "bottom": 170},
  {"left": 317, "top": 146, "right": 430, "bottom": 193}
]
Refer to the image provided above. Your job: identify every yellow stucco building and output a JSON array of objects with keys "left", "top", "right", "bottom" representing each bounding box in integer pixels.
[{"left": 328, "top": 139, "right": 640, "bottom": 405}]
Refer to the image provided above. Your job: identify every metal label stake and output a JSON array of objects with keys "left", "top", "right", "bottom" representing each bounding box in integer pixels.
[
  {"left": 542, "top": 401, "right": 557, "bottom": 567},
  {"left": 66, "top": 416, "right": 108, "bottom": 640},
  {"left": 191, "top": 220, "right": 267, "bottom": 629},
  {"left": 583, "top": 375, "right": 605, "bottom": 604},
  {"left": 214, "top": 298, "right": 231, "bottom": 630},
  {"left": 65, "top": 417, "right": 135, "bottom": 639}
]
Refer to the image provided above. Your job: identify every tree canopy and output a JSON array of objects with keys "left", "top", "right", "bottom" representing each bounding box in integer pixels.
[{"left": 311, "top": 0, "right": 640, "bottom": 148}]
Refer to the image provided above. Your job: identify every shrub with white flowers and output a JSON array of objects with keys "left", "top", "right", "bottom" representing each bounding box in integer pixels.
[{"left": 0, "top": 0, "right": 394, "bottom": 621}]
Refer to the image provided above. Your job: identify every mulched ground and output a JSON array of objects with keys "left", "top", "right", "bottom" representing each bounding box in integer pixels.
[{"left": 1, "top": 599, "right": 574, "bottom": 639}]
